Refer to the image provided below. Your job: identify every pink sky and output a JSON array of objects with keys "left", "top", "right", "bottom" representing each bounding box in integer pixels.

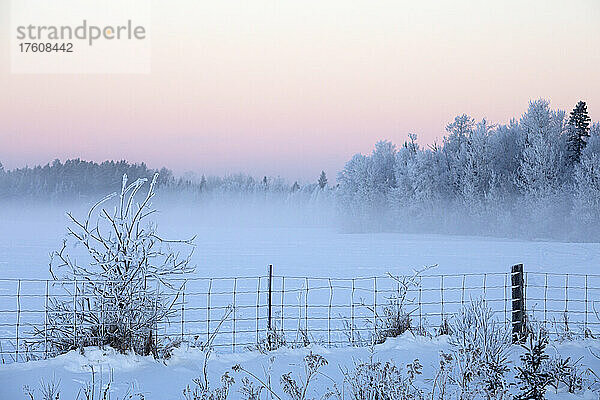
[{"left": 1, "top": 0, "right": 599, "bottom": 181}]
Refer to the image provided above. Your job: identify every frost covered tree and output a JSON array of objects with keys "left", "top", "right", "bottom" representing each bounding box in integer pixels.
[
  {"left": 457, "top": 119, "right": 496, "bottom": 216},
  {"left": 391, "top": 134, "right": 421, "bottom": 213},
  {"left": 42, "top": 173, "right": 195, "bottom": 356},
  {"left": 573, "top": 122, "right": 600, "bottom": 226},
  {"left": 318, "top": 171, "right": 328, "bottom": 189},
  {"left": 567, "top": 101, "right": 591, "bottom": 165},
  {"left": 336, "top": 99, "right": 597, "bottom": 238},
  {"left": 442, "top": 115, "right": 476, "bottom": 196},
  {"left": 337, "top": 153, "right": 372, "bottom": 223},
  {"left": 337, "top": 141, "right": 397, "bottom": 229},
  {"left": 390, "top": 134, "right": 449, "bottom": 223},
  {"left": 516, "top": 99, "right": 567, "bottom": 196}
]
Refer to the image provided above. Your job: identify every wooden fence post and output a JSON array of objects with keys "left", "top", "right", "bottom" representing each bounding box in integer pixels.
[
  {"left": 267, "top": 264, "right": 273, "bottom": 350},
  {"left": 511, "top": 264, "right": 526, "bottom": 343}
]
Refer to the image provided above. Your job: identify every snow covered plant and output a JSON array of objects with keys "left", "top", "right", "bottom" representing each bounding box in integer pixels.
[
  {"left": 233, "top": 352, "right": 332, "bottom": 400},
  {"left": 341, "top": 354, "right": 425, "bottom": 400},
  {"left": 372, "top": 266, "right": 435, "bottom": 344},
  {"left": 23, "top": 376, "right": 61, "bottom": 400},
  {"left": 23, "top": 366, "right": 145, "bottom": 400},
  {"left": 182, "top": 371, "right": 235, "bottom": 400},
  {"left": 183, "top": 306, "right": 235, "bottom": 400},
  {"left": 39, "top": 173, "right": 195, "bottom": 356},
  {"left": 448, "top": 299, "right": 511, "bottom": 400}
]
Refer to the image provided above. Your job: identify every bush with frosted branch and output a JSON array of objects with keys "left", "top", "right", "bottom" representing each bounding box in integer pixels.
[{"left": 37, "top": 173, "right": 195, "bottom": 356}]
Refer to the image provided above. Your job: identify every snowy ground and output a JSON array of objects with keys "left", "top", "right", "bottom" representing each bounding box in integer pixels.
[
  {"left": 0, "top": 334, "right": 599, "bottom": 399},
  {"left": 1, "top": 200, "right": 600, "bottom": 398}
]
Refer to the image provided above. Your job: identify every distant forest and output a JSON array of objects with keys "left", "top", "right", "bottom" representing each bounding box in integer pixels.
[
  {"left": 0, "top": 159, "right": 329, "bottom": 200},
  {"left": 2, "top": 99, "right": 599, "bottom": 240}
]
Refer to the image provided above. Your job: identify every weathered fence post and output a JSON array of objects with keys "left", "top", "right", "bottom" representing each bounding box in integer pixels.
[
  {"left": 181, "top": 284, "right": 185, "bottom": 342},
  {"left": 267, "top": 264, "right": 273, "bottom": 350},
  {"left": 328, "top": 278, "right": 333, "bottom": 346},
  {"left": 350, "top": 279, "right": 355, "bottom": 345},
  {"left": 280, "top": 276, "right": 285, "bottom": 342},
  {"left": 511, "top": 264, "right": 526, "bottom": 343},
  {"left": 585, "top": 275, "right": 589, "bottom": 336},
  {"left": 255, "top": 277, "right": 261, "bottom": 344},
  {"left": 232, "top": 278, "right": 237, "bottom": 352},
  {"left": 73, "top": 279, "right": 77, "bottom": 350},
  {"left": 16, "top": 280, "right": 21, "bottom": 363},
  {"left": 372, "top": 277, "right": 377, "bottom": 343},
  {"left": 207, "top": 279, "right": 212, "bottom": 345},
  {"left": 44, "top": 280, "right": 49, "bottom": 359}
]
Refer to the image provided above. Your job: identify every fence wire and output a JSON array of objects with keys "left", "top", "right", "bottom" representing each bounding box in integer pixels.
[{"left": 0, "top": 269, "right": 599, "bottom": 363}]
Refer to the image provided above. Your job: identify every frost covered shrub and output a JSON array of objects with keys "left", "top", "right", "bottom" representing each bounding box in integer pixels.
[
  {"left": 514, "top": 326, "right": 595, "bottom": 398},
  {"left": 449, "top": 299, "right": 510, "bottom": 400},
  {"left": 373, "top": 267, "right": 433, "bottom": 344},
  {"left": 547, "top": 356, "right": 586, "bottom": 394},
  {"left": 373, "top": 302, "right": 412, "bottom": 344},
  {"left": 341, "top": 354, "right": 424, "bottom": 400},
  {"left": 430, "top": 352, "right": 453, "bottom": 400},
  {"left": 248, "top": 323, "right": 288, "bottom": 353},
  {"left": 39, "top": 174, "right": 194, "bottom": 356}
]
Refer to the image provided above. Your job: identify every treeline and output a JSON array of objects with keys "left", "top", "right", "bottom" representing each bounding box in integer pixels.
[
  {"left": 0, "top": 159, "right": 172, "bottom": 200},
  {"left": 3, "top": 98, "right": 599, "bottom": 240},
  {"left": 0, "top": 159, "right": 331, "bottom": 201},
  {"left": 337, "top": 100, "right": 600, "bottom": 239}
]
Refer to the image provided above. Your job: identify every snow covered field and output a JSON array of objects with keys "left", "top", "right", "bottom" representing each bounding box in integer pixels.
[
  {"left": 1, "top": 200, "right": 600, "bottom": 280},
  {"left": 1, "top": 200, "right": 600, "bottom": 398}
]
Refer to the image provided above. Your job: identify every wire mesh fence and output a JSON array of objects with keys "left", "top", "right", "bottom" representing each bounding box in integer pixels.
[{"left": 0, "top": 266, "right": 599, "bottom": 363}]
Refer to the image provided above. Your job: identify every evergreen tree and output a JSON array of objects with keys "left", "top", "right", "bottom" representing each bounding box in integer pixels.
[
  {"left": 515, "top": 333, "right": 552, "bottom": 400},
  {"left": 291, "top": 181, "right": 300, "bottom": 191},
  {"left": 199, "top": 175, "right": 207, "bottom": 191},
  {"left": 318, "top": 171, "right": 328, "bottom": 189},
  {"left": 567, "top": 101, "right": 591, "bottom": 164}
]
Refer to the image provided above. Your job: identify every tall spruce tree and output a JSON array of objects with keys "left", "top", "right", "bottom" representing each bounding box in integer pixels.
[
  {"left": 567, "top": 101, "right": 591, "bottom": 164},
  {"left": 318, "top": 170, "right": 328, "bottom": 189}
]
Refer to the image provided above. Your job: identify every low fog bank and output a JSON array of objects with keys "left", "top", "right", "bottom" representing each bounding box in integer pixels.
[
  {"left": 0, "top": 192, "right": 336, "bottom": 279},
  {"left": 2, "top": 99, "right": 600, "bottom": 242},
  {"left": 2, "top": 191, "right": 600, "bottom": 280},
  {"left": 336, "top": 197, "right": 598, "bottom": 243},
  {"left": 0, "top": 180, "right": 598, "bottom": 246}
]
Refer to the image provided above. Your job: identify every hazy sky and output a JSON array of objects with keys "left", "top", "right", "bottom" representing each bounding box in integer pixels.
[{"left": 1, "top": 0, "right": 599, "bottom": 181}]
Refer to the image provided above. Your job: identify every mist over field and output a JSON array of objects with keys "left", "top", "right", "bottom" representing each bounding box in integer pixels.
[
  {"left": 1, "top": 192, "right": 599, "bottom": 286},
  {"left": 0, "top": 99, "right": 600, "bottom": 285}
]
